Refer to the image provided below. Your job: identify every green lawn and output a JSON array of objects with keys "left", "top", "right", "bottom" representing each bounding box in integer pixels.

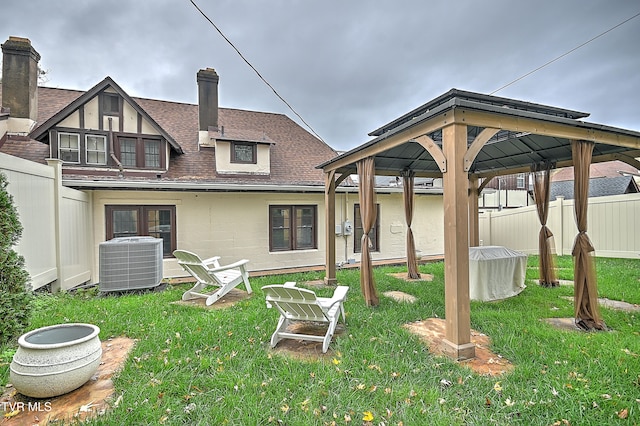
[{"left": 1, "top": 256, "right": 639, "bottom": 425}]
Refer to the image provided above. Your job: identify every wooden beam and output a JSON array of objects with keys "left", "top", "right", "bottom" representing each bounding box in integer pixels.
[
  {"left": 324, "top": 170, "right": 338, "bottom": 285},
  {"left": 441, "top": 123, "right": 475, "bottom": 360},
  {"left": 414, "top": 134, "right": 447, "bottom": 172},
  {"left": 320, "top": 112, "right": 452, "bottom": 173},
  {"left": 468, "top": 175, "right": 480, "bottom": 247},
  {"left": 453, "top": 108, "right": 640, "bottom": 150},
  {"left": 464, "top": 128, "right": 500, "bottom": 172}
]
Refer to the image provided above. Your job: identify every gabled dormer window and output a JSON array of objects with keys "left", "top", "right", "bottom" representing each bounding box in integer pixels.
[
  {"left": 59, "top": 133, "right": 80, "bottom": 163},
  {"left": 231, "top": 141, "right": 256, "bottom": 164},
  {"left": 102, "top": 93, "right": 120, "bottom": 116}
]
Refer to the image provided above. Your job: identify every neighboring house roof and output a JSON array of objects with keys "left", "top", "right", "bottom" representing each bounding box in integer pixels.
[
  {"left": 0, "top": 81, "right": 338, "bottom": 188},
  {"left": 550, "top": 175, "right": 639, "bottom": 200},
  {"left": 551, "top": 160, "right": 639, "bottom": 182}
]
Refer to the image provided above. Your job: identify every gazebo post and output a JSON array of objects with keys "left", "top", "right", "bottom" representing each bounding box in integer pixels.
[
  {"left": 324, "top": 170, "right": 338, "bottom": 285},
  {"left": 441, "top": 123, "right": 475, "bottom": 360},
  {"left": 468, "top": 175, "right": 480, "bottom": 247}
]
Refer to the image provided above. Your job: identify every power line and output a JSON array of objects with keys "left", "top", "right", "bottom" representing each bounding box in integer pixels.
[
  {"left": 188, "top": 0, "right": 326, "bottom": 143},
  {"left": 491, "top": 11, "right": 640, "bottom": 95}
]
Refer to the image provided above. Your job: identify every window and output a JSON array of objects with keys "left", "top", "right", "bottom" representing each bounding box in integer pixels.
[
  {"left": 354, "top": 203, "right": 380, "bottom": 253},
  {"left": 105, "top": 205, "right": 176, "bottom": 257},
  {"left": 115, "top": 136, "right": 164, "bottom": 169},
  {"left": 269, "top": 205, "right": 317, "bottom": 251},
  {"left": 231, "top": 141, "right": 256, "bottom": 164},
  {"left": 516, "top": 173, "right": 526, "bottom": 189},
  {"left": 58, "top": 133, "right": 80, "bottom": 163},
  {"left": 119, "top": 138, "right": 137, "bottom": 167},
  {"left": 144, "top": 139, "right": 161, "bottom": 168},
  {"left": 102, "top": 93, "right": 120, "bottom": 116},
  {"left": 85, "top": 135, "right": 107, "bottom": 165}
]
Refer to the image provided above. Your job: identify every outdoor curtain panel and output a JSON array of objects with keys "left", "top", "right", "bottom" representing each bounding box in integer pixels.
[
  {"left": 532, "top": 161, "right": 559, "bottom": 287},
  {"left": 357, "top": 157, "right": 379, "bottom": 306},
  {"left": 402, "top": 170, "right": 420, "bottom": 279},
  {"left": 571, "top": 140, "right": 606, "bottom": 331}
]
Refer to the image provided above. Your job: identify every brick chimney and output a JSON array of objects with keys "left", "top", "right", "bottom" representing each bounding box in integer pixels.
[
  {"left": 1, "top": 36, "right": 41, "bottom": 121},
  {"left": 197, "top": 68, "right": 219, "bottom": 132}
]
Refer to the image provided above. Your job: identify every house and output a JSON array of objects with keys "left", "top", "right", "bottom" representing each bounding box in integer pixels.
[
  {"left": 549, "top": 160, "right": 639, "bottom": 200},
  {"left": 0, "top": 36, "right": 446, "bottom": 288}
]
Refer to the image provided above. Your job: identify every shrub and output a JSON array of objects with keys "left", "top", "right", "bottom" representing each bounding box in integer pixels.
[{"left": 0, "top": 172, "right": 32, "bottom": 345}]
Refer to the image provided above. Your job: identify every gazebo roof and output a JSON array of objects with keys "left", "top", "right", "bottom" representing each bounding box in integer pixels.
[{"left": 318, "top": 89, "right": 640, "bottom": 178}]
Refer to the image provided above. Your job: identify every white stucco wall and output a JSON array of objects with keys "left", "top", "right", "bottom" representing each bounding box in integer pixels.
[{"left": 90, "top": 189, "right": 446, "bottom": 281}]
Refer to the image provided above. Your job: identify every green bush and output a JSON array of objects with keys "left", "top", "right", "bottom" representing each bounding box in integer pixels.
[{"left": 0, "top": 172, "right": 32, "bottom": 345}]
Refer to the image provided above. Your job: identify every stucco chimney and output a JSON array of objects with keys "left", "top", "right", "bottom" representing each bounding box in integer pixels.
[
  {"left": 197, "top": 68, "right": 219, "bottom": 131},
  {"left": 1, "top": 36, "right": 41, "bottom": 121}
]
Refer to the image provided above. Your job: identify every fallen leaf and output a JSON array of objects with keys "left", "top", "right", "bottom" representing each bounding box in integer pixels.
[
  {"left": 3, "top": 410, "right": 20, "bottom": 419},
  {"left": 440, "top": 379, "right": 452, "bottom": 387},
  {"left": 493, "top": 381, "right": 503, "bottom": 392},
  {"left": 618, "top": 408, "right": 629, "bottom": 419},
  {"left": 79, "top": 401, "right": 97, "bottom": 412}
]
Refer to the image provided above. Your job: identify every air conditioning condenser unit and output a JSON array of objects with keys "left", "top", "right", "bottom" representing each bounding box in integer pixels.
[{"left": 99, "top": 237, "right": 163, "bottom": 292}]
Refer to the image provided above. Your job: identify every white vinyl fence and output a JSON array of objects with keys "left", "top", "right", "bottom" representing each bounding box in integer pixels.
[
  {"left": 479, "top": 193, "right": 640, "bottom": 259},
  {"left": 0, "top": 153, "right": 92, "bottom": 290}
]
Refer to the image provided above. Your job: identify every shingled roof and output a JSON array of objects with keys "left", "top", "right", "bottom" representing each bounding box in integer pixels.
[{"left": 0, "top": 82, "right": 338, "bottom": 188}]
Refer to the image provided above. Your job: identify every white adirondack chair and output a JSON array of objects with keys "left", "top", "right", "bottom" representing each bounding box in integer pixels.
[
  {"left": 262, "top": 282, "right": 349, "bottom": 353},
  {"left": 173, "top": 249, "right": 252, "bottom": 306}
]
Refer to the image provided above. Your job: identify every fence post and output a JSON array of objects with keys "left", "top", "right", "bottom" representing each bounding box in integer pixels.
[{"left": 46, "top": 159, "right": 63, "bottom": 292}]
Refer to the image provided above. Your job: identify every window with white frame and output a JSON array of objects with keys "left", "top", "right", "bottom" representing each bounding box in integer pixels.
[
  {"left": 58, "top": 133, "right": 80, "bottom": 163},
  {"left": 516, "top": 173, "right": 526, "bottom": 189},
  {"left": 85, "top": 135, "right": 107, "bottom": 165}
]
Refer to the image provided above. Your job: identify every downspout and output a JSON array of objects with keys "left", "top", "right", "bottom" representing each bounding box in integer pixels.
[{"left": 108, "top": 118, "right": 123, "bottom": 174}]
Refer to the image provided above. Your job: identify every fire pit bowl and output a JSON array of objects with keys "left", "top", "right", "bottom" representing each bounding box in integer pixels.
[{"left": 10, "top": 323, "right": 102, "bottom": 398}]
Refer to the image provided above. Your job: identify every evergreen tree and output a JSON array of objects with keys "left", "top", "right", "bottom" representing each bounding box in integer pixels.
[{"left": 0, "top": 172, "right": 33, "bottom": 345}]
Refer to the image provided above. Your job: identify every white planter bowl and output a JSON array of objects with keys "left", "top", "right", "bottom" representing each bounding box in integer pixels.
[{"left": 10, "top": 323, "right": 102, "bottom": 398}]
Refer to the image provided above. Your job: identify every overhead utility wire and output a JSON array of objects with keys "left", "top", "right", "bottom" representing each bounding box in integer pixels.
[
  {"left": 491, "top": 11, "right": 640, "bottom": 95},
  {"left": 188, "top": 0, "right": 326, "bottom": 143}
]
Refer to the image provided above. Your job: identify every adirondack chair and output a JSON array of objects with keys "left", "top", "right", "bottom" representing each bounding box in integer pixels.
[
  {"left": 262, "top": 282, "right": 349, "bottom": 353},
  {"left": 173, "top": 249, "right": 252, "bottom": 306}
]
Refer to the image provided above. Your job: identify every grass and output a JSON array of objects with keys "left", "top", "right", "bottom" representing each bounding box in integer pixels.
[{"left": 1, "top": 256, "right": 639, "bottom": 425}]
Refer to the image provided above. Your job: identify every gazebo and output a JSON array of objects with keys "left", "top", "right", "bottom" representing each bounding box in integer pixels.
[{"left": 318, "top": 89, "right": 640, "bottom": 360}]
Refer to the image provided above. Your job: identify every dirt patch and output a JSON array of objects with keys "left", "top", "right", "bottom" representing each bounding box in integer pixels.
[
  {"left": 404, "top": 318, "right": 513, "bottom": 376},
  {"left": 1, "top": 336, "right": 135, "bottom": 425},
  {"left": 387, "top": 273, "right": 433, "bottom": 282},
  {"left": 267, "top": 321, "right": 346, "bottom": 360},
  {"left": 171, "top": 288, "right": 252, "bottom": 309}
]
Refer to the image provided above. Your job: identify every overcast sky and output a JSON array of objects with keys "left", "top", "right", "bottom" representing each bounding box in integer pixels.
[{"left": 2, "top": 1, "right": 639, "bottom": 151}]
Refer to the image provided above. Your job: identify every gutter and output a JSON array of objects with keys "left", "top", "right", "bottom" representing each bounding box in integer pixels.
[{"left": 61, "top": 179, "right": 444, "bottom": 195}]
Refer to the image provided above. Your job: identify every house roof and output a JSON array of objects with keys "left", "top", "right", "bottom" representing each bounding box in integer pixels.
[
  {"left": 0, "top": 81, "right": 338, "bottom": 188},
  {"left": 29, "top": 77, "right": 182, "bottom": 154},
  {"left": 551, "top": 160, "right": 639, "bottom": 181},
  {"left": 550, "top": 175, "right": 639, "bottom": 200}
]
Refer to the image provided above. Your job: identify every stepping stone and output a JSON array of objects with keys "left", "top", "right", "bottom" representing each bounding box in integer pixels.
[
  {"left": 559, "top": 296, "right": 640, "bottom": 312},
  {"left": 383, "top": 291, "right": 417, "bottom": 303}
]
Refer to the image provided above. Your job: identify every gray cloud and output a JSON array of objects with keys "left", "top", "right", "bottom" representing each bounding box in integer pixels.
[{"left": 2, "top": 0, "right": 639, "bottom": 150}]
